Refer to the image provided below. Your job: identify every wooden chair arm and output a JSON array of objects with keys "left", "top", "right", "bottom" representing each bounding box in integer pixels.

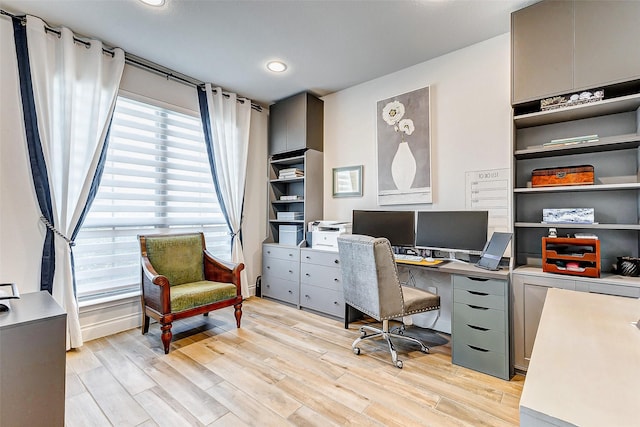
[
  {"left": 141, "top": 255, "right": 171, "bottom": 314},
  {"left": 203, "top": 250, "right": 245, "bottom": 295}
]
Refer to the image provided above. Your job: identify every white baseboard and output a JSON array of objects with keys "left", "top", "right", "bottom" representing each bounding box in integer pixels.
[{"left": 79, "top": 294, "right": 141, "bottom": 342}]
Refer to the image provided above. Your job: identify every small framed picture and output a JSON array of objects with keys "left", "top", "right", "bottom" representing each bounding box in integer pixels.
[{"left": 332, "top": 165, "right": 363, "bottom": 198}]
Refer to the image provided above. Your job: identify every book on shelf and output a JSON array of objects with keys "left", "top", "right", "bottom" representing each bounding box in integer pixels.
[
  {"left": 543, "top": 134, "right": 599, "bottom": 147},
  {"left": 279, "top": 195, "right": 301, "bottom": 201}
]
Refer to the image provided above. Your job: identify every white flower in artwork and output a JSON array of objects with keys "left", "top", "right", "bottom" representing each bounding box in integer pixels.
[
  {"left": 382, "top": 101, "right": 405, "bottom": 125},
  {"left": 398, "top": 118, "right": 415, "bottom": 136}
]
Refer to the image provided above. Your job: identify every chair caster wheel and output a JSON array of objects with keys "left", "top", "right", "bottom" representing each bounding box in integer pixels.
[
  {"left": 395, "top": 360, "right": 403, "bottom": 369},
  {"left": 353, "top": 347, "right": 361, "bottom": 355},
  {"left": 360, "top": 330, "right": 366, "bottom": 338},
  {"left": 421, "top": 346, "right": 429, "bottom": 353}
]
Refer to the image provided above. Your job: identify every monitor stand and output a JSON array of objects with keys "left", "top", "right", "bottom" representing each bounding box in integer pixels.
[{"left": 432, "top": 250, "right": 472, "bottom": 265}]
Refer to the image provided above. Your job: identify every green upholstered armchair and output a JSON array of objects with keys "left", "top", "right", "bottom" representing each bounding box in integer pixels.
[{"left": 138, "top": 232, "right": 244, "bottom": 354}]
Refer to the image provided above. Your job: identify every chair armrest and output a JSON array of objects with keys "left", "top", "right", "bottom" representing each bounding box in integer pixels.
[
  {"left": 141, "top": 255, "right": 171, "bottom": 314},
  {"left": 203, "top": 250, "right": 245, "bottom": 295}
]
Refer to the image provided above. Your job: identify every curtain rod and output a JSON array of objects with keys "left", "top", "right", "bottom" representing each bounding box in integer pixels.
[{"left": 1, "top": 8, "right": 263, "bottom": 112}]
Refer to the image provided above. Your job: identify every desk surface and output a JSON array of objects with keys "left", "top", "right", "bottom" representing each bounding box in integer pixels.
[
  {"left": 520, "top": 288, "right": 640, "bottom": 427},
  {"left": 396, "top": 258, "right": 509, "bottom": 280}
]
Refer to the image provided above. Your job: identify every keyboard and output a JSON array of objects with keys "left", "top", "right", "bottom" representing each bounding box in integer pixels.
[{"left": 394, "top": 254, "right": 424, "bottom": 262}]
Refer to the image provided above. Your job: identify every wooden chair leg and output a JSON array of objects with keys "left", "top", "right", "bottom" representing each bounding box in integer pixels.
[
  {"left": 141, "top": 311, "right": 150, "bottom": 334},
  {"left": 234, "top": 302, "right": 242, "bottom": 328},
  {"left": 160, "top": 322, "right": 172, "bottom": 354}
]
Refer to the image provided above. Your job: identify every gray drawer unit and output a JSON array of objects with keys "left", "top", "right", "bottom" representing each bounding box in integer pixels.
[
  {"left": 452, "top": 274, "right": 511, "bottom": 380},
  {"left": 262, "top": 276, "right": 299, "bottom": 305},
  {"left": 300, "top": 262, "right": 342, "bottom": 291},
  {"left": 300, "top": 284, "right": 344, "bottom": 318},
  {"left": 300, "top": 248, "right": 345, "bottom": 318},
  {"left": 262, "top": 243, "right": 301, "bottom": 306}
]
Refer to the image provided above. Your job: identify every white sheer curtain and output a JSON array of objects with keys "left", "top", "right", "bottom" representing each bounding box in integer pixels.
[
  {"left": 25, "top": 16, "right": 124, "bottom": 349},
  {"left": 202, "top": 84, "right": 251, "bottom": 297}
]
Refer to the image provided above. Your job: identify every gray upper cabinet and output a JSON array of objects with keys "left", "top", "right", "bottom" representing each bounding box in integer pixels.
[
  {"left": 511, "top": 0, "right": 574, "bottom": 105},
  {"left": 268, "top": 92, "right": 324, "bottom": 155},
  {"left": 573, "top": 1, "right": 640, "bottom": 91},
  {"left": 512, "top": 0, "right": 640, "bottom": 105}
]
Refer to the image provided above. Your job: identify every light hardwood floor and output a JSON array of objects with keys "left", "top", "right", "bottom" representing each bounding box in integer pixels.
[{"left": 66, "top": 297, "right": 524, "bottom": 426}]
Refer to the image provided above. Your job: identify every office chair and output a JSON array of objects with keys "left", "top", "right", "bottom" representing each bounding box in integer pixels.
[{"left": 337, "top": 234, "right": 441, "bottom": 368}]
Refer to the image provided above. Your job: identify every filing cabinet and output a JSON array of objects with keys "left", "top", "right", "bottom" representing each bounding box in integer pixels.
[
  {"left": 300, "top": 248, "right": 344, "bottom": 318},
  {"left": 452, "top": 275, "right": 511, "bottom": 380},
  {"left": 262, "top": 243, "right": 300, "bottom": 306}
]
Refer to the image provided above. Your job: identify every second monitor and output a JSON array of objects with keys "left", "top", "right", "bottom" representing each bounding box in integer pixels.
[
  {"left": 351, "top": 210, "right": 416, "bottom": 248},
  {"left": 415, "top": 210, "right": 488, "bottom": 256}
]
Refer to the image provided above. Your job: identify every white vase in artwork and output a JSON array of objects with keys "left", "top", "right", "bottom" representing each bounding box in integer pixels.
[{"left": 391, "top": 141, "right": 416, "bottom": 191}]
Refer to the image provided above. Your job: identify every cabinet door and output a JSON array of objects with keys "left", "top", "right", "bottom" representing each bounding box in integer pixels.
[
  {"left": 284, "top": 93, "right": 307, "bottom": 152},
  {"left": 574, "top": 1, "right": 640, "bottom": 90},
  {"left": 268, "top": 101, "right": 288, "bottom": 155},
  {"left": 523, "top": 283, "right": 548, "bottom": 362},
  {"left": 511, "top": 0, "right": 574, "bottom": 104}
]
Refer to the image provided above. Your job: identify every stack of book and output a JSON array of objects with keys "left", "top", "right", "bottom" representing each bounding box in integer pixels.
[
  {"left": 277, "top": 212, "right": 304, "bottom": 220},
  {"left": 280, "top": 195, "right": 301, "bottom": 201},
  {"left": 279, "top": 168, "right": 304, "bottom": 179}
]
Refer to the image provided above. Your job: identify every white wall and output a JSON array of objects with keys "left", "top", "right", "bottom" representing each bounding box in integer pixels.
[{"left": 322, "top": 33, "right": 513, "bottom": 221}]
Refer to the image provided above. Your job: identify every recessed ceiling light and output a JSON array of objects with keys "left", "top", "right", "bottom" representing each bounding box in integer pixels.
[
  {"left": 267, "top": 61, "right": 287, "bottom": 73},
  {"left": 139, "top": 0, "right": 165, "bottom": 6}
]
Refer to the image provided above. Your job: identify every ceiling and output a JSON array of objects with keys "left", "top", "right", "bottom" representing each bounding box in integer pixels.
[{"left": 0, "top": 0, "right": 538, "bottom": 106}]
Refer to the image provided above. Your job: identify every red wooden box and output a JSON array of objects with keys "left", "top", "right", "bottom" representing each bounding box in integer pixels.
[{"left": 531, "top": 165, "right": 594, "bottom": 188}]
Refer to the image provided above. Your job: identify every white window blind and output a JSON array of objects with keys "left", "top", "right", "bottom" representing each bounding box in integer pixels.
[{"left": 73, "top": 95, "right": 230, "bottom": 300}]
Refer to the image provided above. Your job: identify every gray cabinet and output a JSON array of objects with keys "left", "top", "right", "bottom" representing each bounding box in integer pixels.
[
  {"left": 452, "top": 275, "right": 511, "bottom": 380},
  {"left": 262, "top": 244, "right": 300, "bottom": 306},
  {"left": 512, "top": 268, "right": 640, "bottom": 371},
  {"left": 511, "top": 0, "right": 573, "bottom": 105},
  {"left": 268, "top": 92, "right": 323, "bottom": 156},
  {"left": 0, "top": 291, "right": 66, "bottom": 426},
  {"left": 511, "top": 0, "right": 640, "bottom": 104},
  {"left": 267, "top": 149, "right": 323, "bottom": 244},
  {"left": 300, "top": 249, "right": 344, "bottom": 318}
]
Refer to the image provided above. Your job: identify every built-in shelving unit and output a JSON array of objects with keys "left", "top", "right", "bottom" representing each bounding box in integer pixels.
[
  {"left": 513, "top": 94, "right": 640, "bottom": 271},
  {"left": 266, "top": 150, "right": 322, "bottom": 245}
]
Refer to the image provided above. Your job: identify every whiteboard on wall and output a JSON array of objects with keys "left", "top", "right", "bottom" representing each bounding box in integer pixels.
[{"left": 465, "top": 168, "right": 510, "bottom": 235}]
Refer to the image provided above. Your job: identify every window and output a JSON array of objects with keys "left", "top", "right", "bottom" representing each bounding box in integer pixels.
[{"left": 73, "top": 95, "right": 230, "bottom": 300}]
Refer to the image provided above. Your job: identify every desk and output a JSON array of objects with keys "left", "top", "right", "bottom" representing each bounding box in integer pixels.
[
  {"left": 520, "top": 288, "right": 640, "bottom": 427},
  {"left": 396, "top": 260, "right": 512, "bottom": 379},
  {"left": 0, "top": 291, "right": 66, "bottom": 426}
]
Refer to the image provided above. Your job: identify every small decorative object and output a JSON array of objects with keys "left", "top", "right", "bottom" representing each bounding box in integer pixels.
[
  {"left": 332, "top": 165, "right": 363, "bottom": 198},
  {"left": 542, "top": 208, "right": 595, "bottom": 224},
  {"left": 532, "top": 165, "right": 594, "bottom": 187},
  {"left": 544, "top": 134, "right": 599, "bottom": 147},
  {"left": 548, "top": 228, "right": 557, "bottom": 238},
  {"left": 0, "top": 283, "right": 20, "bottom": 312},
  {"left": 616, "top": 257, "right": 640, "bottom": 277},
  {"left": 540, "top": 89, "right": 604, "bottom": 111}
]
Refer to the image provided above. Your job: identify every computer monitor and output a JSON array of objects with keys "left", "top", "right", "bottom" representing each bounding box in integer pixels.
[
  {"left": 351, "top": 210, "right": 416, "bottom": 247},
  {"left": 415, "top": 210, "right": 489, "bottom": 256}
]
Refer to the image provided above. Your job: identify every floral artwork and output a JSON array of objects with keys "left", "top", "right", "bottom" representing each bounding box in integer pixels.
[{"left": 376, "top": 86, "right": 432, "bottom": 205}]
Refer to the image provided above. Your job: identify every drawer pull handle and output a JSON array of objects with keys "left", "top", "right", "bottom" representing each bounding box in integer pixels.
[
  {"left": 468, "top": 290, "right": 489, "bottom": 296},
  {"left": 334, "top": 278, "right": 339, "bottom": 282},
  {"left": 306, "top": 256, "right": 311, "bottom": 259},
  {"left": 288, "top": 290, "right": 293, "bottom": 294},
  {"left": 467, "top": 304, "right": 488, "bottom": 310},
  {"left": 333, "top": 301, "right": 339, "bottom": 305},
  {"left": 305, "top": 273, "right": 310, "bottom": 276},
  {"left": 468, "top": 344, "right": 489, "bottom": 352},
  {"left": 305, "top": 294, "right": 310, "bottom": 298},
  {"left": 267, "top": 251, "right": 271, "bottom": 254},
  {"left": 334, "top": 259, "right": 339, "bottom": 264},
  {"left": 288, "top": 270, "right": 293, "bottom": 273},
  {"left": 467, "top": 324, "right": 489, "bottom": 331},
  {"left": 469, "top": 277, "right": 489, "bottom": 282},
  {"left": 289, "top": 253, "right": 293, "bottom": 257},
  {"left": 266, "top": 284, "right": 270, "bottom": 288},
  {"left": 266, "top": 266, "right": 270, "bottom": 269}
]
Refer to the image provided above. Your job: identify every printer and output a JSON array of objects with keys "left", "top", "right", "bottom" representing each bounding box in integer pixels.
[{"left": 307, "top": 220, "right": 352, "bottom": 252}]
